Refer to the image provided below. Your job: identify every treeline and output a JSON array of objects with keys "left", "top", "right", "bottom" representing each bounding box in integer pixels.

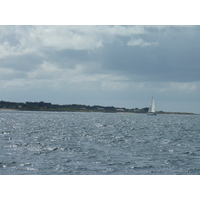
[{"left": 0, "top": 100, "right": 149, "bottom": 113}]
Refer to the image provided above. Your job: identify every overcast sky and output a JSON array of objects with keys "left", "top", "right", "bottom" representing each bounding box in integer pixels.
[{"left": 0, "top": 25, "right": 200, "bottom": 113}]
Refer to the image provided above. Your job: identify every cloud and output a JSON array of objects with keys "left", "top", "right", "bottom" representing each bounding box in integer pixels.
[
  {"left": 127, "top": 37, "right": 157, "bottom": 47},
  {"left": 0, "top": 26, "right": 146, "bottom": 56},
  {"left": 0, "top": 25, "right": 200, "bottom": 112},
  {"left": 0, "top": 41, "right": 21, "bottom": 59},
  {"left": 27, "top": 61, "right": 61, "bottom": 80},
  {"left": 0, "top": 68, "right": 16, "bottom": 80},
  {"left": 1, "top": 26, "right": 200, "bottom": 84}
]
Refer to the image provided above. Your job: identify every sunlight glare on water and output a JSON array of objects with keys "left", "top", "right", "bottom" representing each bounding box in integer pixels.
[{"left": 0, "top": 111, "right": 200, "bottom": 174}]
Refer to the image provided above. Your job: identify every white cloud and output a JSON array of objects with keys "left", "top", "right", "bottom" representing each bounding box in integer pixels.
[
  {"left": 168, "top": 82, "right": 198, "bottom": 91},
  {"left": 101, "top": 80, "right": 128, "bottom": 91},
  {"left": 0, "top": 25, "right": 200, "bottom": 113},
  {"left": 15, "top": 60, "right": 131, "bottom": 92},
  {"left": 127, "top": 37, "right": 157, "bottom": 47},
  {"left": 0, "top": 41, "right": 21, "bottom": 59},
  {"left": 137, "top": 81, "right": 199, "bottom": 93},
  {"left": 1, "top": 79, "right": 27, "bottom": 88},
  {"left": 27, "top": 61, "right": 61, "bottom": 79},
  {"left": 0, "top": 26, "right": 148, "bottom": 59},
  {"left": 94, "top": 25, "right": 145, "bottom": 37},
  {"left": 0, "top": 67, "right": 16, "bottom": 79}
]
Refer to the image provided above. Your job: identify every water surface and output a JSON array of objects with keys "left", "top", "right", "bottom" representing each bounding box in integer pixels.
[{"left": 0, "top": 111, "right": 200, "bottom": 174}]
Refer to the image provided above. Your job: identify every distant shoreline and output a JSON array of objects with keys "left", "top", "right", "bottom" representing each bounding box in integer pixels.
[
  {"left": 0, "top": 108, "right": 18, "bottom": 111},
  {"left": 0, "top": 100, "right": 197, "bottom": 115},
  {"left": 0, "top": 108, "right": 197, "bottom": 115}
]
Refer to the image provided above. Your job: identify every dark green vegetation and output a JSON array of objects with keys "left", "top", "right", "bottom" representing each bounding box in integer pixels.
[
  {"left": 0, "top": 100, "right": 148, "bottom": 113},
  {"left": 0, "top": 100, "right": 196, "bottom": 114}
]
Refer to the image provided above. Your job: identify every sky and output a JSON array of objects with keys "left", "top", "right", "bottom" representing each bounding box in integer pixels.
[{"left": 0, "top": 25, "right": 200, "bottom": 113}]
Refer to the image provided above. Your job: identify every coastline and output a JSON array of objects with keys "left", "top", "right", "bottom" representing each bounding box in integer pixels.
[
  {"left": 0, "top": 108, "right": 18, "bottom": 111},
  {"left": 0, "top": 100, "right": 197, "bottom": 115},
  {"left": 0, "top": 108, "right": 197, "bottom": 115}
]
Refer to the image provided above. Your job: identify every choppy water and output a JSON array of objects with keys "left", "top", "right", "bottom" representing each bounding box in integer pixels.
[{"left": 0, "top": 110, "right": 200, "bottom": 175}]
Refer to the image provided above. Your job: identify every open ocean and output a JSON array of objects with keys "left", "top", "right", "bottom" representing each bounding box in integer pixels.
[{"left": 0, "top": 110, "right": 200, "bottom": 175}]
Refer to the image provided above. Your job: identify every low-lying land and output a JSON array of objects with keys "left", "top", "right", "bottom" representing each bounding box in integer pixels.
[{"left": 0, "top": 100, "right": 196, "bottom": 115}]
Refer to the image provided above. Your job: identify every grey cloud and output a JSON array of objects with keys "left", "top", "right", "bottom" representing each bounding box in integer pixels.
[
  {"left": 98, "top": 26, "right": 200, "bottom": 82},
  {"left": 0, "top": 54, "right": 43, "bottom": 72},
  {"left": 0, "top": 25, "right": 200, "bottom": 113},
  {"left": 1, "top": 25, "right": 200, "bottom": 83},
  {"left": 45, "top": 49, "right": 98, "bottom": 69}
]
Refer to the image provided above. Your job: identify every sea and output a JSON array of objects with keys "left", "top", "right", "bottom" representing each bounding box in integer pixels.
[{"left": 0, "top": 110, "right": 200, "bottom": 175}]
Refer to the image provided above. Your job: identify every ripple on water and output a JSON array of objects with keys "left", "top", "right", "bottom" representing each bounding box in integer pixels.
[{"left": 0, "top": 112, "right": 200, "bottom": 174}]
